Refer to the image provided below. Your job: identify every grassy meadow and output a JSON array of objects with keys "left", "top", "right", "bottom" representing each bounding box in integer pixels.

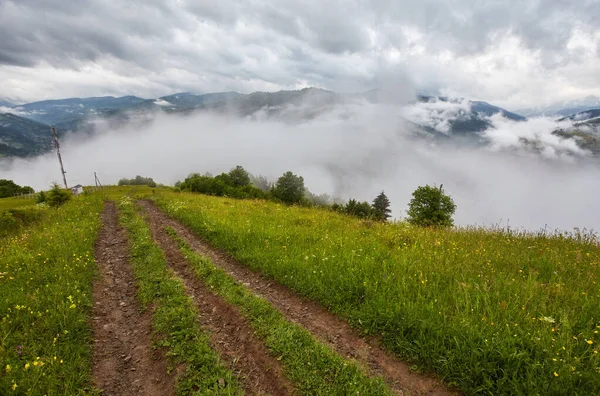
[
  {"left": 0, "top": 195, "right": 104, "bottom": 394},
  {"left": 155, "top": 191, "right": 600, "bottom": 395}
]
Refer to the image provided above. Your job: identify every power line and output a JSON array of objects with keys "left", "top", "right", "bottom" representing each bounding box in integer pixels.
[{"left": 50, "top": 126, "right": 68, "bottom": 189}]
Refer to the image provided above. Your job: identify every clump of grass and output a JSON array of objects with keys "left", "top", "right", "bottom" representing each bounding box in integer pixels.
[
  {"left": 0, "top": 207, "right": 48, "bottom": 238},
  {"left": 117, "top": 200, "right": 239, "bottom": 395},
  {"left": 154, "top": 191, "right": 600, "bottom": 395},
  {"left": 166, "top": 227, "right": 392, "bottom": 395},
  {"left": 0, "top": 196, "right": 104, "bottom": 394}
]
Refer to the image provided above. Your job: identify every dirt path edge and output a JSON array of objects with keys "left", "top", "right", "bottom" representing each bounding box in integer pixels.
[
  {"left": 91, "top": 201, "right": 175, "bottom": 396},
  {"left": 139, "top": 199, "right": 458, "bottom": 396}
]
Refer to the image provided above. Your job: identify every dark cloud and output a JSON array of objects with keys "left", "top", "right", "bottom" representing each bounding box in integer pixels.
[{"left": 0, "top": 0, "right": 598, "bottom": 105}]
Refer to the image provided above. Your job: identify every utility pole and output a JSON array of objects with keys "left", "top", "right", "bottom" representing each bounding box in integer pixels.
[
  {"left": 94, "top": 172, "right": 103, "bottom": 188},
  {"left": 50, "top": 126, "right": 68, "bottom": 189}
]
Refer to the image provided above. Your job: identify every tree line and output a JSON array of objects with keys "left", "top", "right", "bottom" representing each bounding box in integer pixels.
[
  {"left": 0, "top": 179, "right": 34, "bottom": 198},
  {"left": 175, "top": 166, "right": 456, "bottom": 226}
]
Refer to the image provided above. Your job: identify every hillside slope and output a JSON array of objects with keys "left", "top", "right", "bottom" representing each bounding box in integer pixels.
[{"left": 0, "top": 113, "right": 52, "bottom": 157}]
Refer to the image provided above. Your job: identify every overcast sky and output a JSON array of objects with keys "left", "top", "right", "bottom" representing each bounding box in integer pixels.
[{"left": 1, "top": 0, "right": 599, "bottom": 109}]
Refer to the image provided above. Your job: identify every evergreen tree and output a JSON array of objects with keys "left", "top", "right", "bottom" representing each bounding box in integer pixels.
[{"left": 372, "top": 191, "right": 392, "bottom": 221}]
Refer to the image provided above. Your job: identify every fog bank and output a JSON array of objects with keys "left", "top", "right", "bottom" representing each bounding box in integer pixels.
[{"left": 2, "top": 102, "right": 599, "bottom": 232}]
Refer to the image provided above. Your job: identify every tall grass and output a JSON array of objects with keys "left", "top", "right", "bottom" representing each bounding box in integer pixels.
[
  {"left": 155, "top": 192, "right": 600, "bottom": 395},
  {"left": 0, "top": 196, "right": 104, "bottom": 394}
]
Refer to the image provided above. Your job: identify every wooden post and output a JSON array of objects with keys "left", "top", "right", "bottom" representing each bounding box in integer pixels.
[{"left": 51, "top": 126, "right": 68, "bottom": 189}]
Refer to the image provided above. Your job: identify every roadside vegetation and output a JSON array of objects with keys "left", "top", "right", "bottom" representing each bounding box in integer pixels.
[
  {"left": 167, "top": 227, "right": 392, "bottom": 395},
  {"left": 0, "top": 195, "right": 104, "bottom": 393},
  {"left": 155, "top": 190, "right": 600, "bottom": 395}
]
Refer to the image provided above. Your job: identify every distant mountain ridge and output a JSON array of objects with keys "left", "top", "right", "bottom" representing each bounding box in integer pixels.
[
  {"left": 516, "top": 96, "right": 600, "bottom": 118},
  {"left": 14, "top": 95, "right": 146, "bottom": 127},
  {"left": 7, "top": 88, "right": 600, "bottom": 160}
]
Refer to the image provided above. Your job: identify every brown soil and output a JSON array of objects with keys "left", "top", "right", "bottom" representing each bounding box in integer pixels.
[
  {"left": 140, "top": 201, "right": 294, "bottom": 396},
  {"left": 139, "top": 199, "right": 458, "bottom": 396},
  {"left": 91, "top": 201, "right": 175, "bottom": 396}
]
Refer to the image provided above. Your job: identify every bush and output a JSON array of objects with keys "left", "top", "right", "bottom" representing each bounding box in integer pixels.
[
  {"left": 272, "top": 171, "right": 305, "bottom": 204},
  {"left": 46, "top": 184, "right": 71, "bottom": 207},
  {"left": 180, "top": 172, "right": 267, "bottom": 200},
  {"left": 407, "top": 184, "right": 456, "bottom": 227},
  {"left": 36, "top": 191, "right": 46, "bottom": 204},
  {"left": 0, "top": 179, "right": 34, "bottom": 198},
  {"left": 342, "top": 199, "right": 374, "bottom": 219},
  {"left": 0, "top": 207, "right": 46, "bottom": 237},
  {"left": 118, "top": 175, "right": 157, "bottom": 187}
]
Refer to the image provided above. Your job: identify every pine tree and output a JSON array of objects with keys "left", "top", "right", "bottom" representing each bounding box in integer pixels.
[{"left": 372, "top": 191, "right": 392, "bottom": 221}]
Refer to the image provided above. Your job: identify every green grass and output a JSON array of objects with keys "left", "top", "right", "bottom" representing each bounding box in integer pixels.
[
  {"left": 92, "top": 186, "right": 162, "bottom": 201},
  {"left": 154, "top": 191, "right": 600, "bottom": 395},
  {"left": 117, "top": 197, "right": 240, "bottom": 395},
  {"left": 0, "top": 197, "right": 36, "bottom": 211},
  {"left": 0, "top": 196, "right": 104, "bottom": 394},
  {"left": 0, "top": 207, "right": 48, "bottom": 238},
  {"left": 167, "top": 227, "right": 392, "bottom": 395}
]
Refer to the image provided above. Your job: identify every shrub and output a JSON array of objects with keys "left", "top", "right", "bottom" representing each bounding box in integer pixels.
[
  {"left": 272, "top": 171, "right": 305, "bottom": 204},
  {"left": 46, "top": 184, "right": 71, "bottom": 207},
  {"left": 342, "top": 199, "right": 374, "bottom": 219},
  {"left": 36, "top": 191, "right": 46, "bottom": 204},
  {"left": 180, "top": 172, "right": 267, "bottom": 200},
  {"left": 407, "top": 184, "right": 456, "bottom": 227}
]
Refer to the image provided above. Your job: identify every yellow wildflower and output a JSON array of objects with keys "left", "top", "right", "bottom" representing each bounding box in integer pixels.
[
  {"left": 5, "top": 364, "right": 11, "bottom": 373},
  {"left": 24, "top": 363, "right": 30, "bottom": 370},
  {"left": 12, "top": 383, "right": 17, "bottom": 391},
  {"left": 586, "top": 340, "right": 593, "bottom": 345},
  {"left": 554, "top": 372, "right": 559, "bottom": 377}
]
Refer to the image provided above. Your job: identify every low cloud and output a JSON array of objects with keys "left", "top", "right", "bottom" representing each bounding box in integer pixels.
[{"left": 1, "top": 103, "right": 599, "bottom": 232}]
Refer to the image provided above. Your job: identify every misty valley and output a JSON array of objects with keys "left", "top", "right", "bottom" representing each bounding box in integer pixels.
[{"left": 1, "top": 88, "right": 599, "bottom": 231}]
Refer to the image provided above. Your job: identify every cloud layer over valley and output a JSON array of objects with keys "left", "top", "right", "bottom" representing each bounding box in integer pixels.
[{"left": 2, "top": 101, "right": 599, "bottom": 232}]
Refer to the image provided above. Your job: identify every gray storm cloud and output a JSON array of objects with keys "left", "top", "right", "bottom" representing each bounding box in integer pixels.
[
  {"left": 0, "top": 0, "right": 599, "bottom": 107},
  {"left": 2, "top": 103, "right": 599, "bottom": 233}
]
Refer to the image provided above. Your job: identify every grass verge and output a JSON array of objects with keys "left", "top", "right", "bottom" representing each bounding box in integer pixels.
[
  {"left": 155, "top": 191, "right": 600, "bottom": 395},
  {"left": 0, "top": 196, "right": 103, "bottom": 394},
  {"left": 116, "top": 197, "right": 239, "bottom": 395},
  {"left": 0, "top": 206, "right": 48, "bottom": 238},
  {"left": 166, "top": 226, "right": 392, "bottom": 395}
]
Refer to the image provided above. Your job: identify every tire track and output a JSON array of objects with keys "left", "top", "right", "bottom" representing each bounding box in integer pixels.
[
  {"left": 140, "top": 202, "right": 294, "bottom": 396},
  {"left": 91, "top": 201, "right": 175, "bottom": 396},
  {"left": 139, "top": 199, "right": 456, "bottom": 395}
]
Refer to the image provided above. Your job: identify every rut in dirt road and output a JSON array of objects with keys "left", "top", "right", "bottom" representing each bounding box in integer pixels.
[
  {"left": 91, "top": 201, "right": 175, "bottom": 396},
  {"left": 139, "top": 199, "right": 457, "bottom": 396},
  {"left": 140, "top": 202, "right": 294, "bottom": 396}
]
